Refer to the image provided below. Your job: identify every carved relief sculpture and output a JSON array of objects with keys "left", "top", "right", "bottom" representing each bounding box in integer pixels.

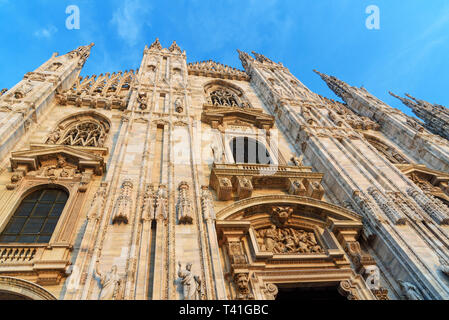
[{"left": 257, "top": 225, "right": 323, "bottom": 254}]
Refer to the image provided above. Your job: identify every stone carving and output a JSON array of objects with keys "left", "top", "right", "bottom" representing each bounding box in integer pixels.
[
  {"left": 174, "top": 98, "right": 183, "bottom": 113},
  {"left": 227, "top": 241, "right": 247, "bottom": 265},
  {"left": 111, "top": 180, "right": 133, "bottom": 224},
  {"left": 12, "top": 80, "right": 34, "bottom": 99},
  {"left": 291, "top": 155, "right": 304, "bottom": 166},
  {"left": 46, "top": 128, "right": 61, "bottom": 144},
  {"left": 353, "top": 190, "right": 383, "bottom": 222},
  {"left": 87, "top": 184, "right": 107, "bottom": 220},
  {"left": 211, "top": 142, "right": 223, "bottom": 163},
  {"left": 154, "top": 184, "right": 168, "bottom": 220},
  {"left": 234, "top": 273, "right": 254, "bottom": 300},
  {"left": 367, "top": 187, "right": 406, "bottom": 225},
  {"left": 200, "top": 186, "right": 215, "bottom": 221},
  {"left": 141, "top": 184, "right": 154, "bottom": 221},
  {"left": 149, "top": 38, "right": 162, "bottom": 51},
  {"left": 47, "top": 62, "right": 62, "bottom": 72},
  {"left": 399, "top": 281, "right": 423, "bottom": 300},
  {"left": 257, "top": 225, "right": 323, "bottom": 254},
  {"left": 95, "top": 263, "right": 124, "bottom": 300},
  {"left": 177, "top": 182, "right": 193, "bottom": 225},
  {"left": 262, "top": 283, "right": 279, "bottom": 300},
  {"left": 177, "top": 262, "right": 202, "bottom": 300},
  {"left": 169, "top": 40, "right": 182, "bottom": 53},
  {"left": 137, "top": 93, "right": 147, "bottom": 110},
  {"left": 338, "top": 280, "right": 360, "bottom": 300},
  {"left": 187, "top": 60, "right": 249, "bottom": 81},
  {"left": 271, "top": 206, "right": 293, "bottom": 227},
  {"left": 365, "top": 136, "right": 408, "bottom": 164},
  {"left": 407, "top": 188, "right": 449, "bottom": 225}
]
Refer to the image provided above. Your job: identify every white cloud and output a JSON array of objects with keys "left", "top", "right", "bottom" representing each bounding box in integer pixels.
[
  {"left": 110, "top": 0, "right": 152, "bottom": 47},
  {"left": 33, "top": 25, "right": 58, "bottom": 39}
]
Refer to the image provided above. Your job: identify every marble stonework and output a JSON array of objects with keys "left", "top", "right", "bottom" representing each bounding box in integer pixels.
[{"left": 0, "top": 40, "right": 448, "bottom": 300}]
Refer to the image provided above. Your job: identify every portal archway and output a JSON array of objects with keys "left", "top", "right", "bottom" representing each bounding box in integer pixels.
[
  {"left": 215, "top": 195, "right": 378, "bottom": 300},
  {"left": 0, "top": 277, "right": 57, "bottom": 300}
]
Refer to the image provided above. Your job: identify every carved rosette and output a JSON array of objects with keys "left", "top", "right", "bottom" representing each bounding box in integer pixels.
[
  {"left": 111, "top": 179, "right": 133, "bottom": 224},
  {"left": 177, "top": 182, "right": 193, "bottom": 225}
]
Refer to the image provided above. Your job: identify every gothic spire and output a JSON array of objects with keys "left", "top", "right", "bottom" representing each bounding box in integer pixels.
[
  {"left": 313, "top": 70, "right": 351, "bottom": 101},
  {"left": 149, "top": 38, "right": 162, "bottom": 50},
  {"left": 237, "top": 49, "right": 254, "bottom": 72},
  {"left": 65, "top": 43, "right": 94, "bottom": 69},
  {"left": 251, "top": 51, "right": 274, "bottom": 64},
  {"left": 389, "top": 92, "right": 417, "bottom": 110},
  {"left": 169, "top": 40, "right": 182, "bottom": 53},
  {"left": 391, "top": 92, "right": 449, "bottom": 141}
]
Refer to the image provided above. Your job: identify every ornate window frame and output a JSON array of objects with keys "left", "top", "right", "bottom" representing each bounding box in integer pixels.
[
  {"left": 45, "top": 111, "right": 111, "bottom": 150},
  {"left": 0, "top": 145, "right": 105, "bottom": 285}
]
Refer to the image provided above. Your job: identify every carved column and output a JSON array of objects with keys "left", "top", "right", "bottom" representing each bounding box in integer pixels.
[{"left": 200, "top": 186, "right": 227, "bottom": 299}]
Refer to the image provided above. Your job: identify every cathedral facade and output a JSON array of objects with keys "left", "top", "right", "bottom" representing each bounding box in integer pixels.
[{"left": 0, "top": 39, "right": 449, "bottom": 300}]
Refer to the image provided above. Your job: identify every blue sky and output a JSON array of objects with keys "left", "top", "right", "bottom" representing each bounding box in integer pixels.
[{"left": 1, "top": 0, "right": 448, "bottom": 115}]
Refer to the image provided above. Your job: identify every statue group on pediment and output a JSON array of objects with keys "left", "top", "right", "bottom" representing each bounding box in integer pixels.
[{"left": 257, "top": 225, "right": 323, "bottom": 254}]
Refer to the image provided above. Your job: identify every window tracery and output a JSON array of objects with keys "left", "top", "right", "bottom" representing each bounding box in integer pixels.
[{"left": 45, "top": 113, "right": 110, "bottom": 148}]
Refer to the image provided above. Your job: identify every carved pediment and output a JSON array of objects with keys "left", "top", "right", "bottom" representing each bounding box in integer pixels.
[
  {"left": 201, "top": 105, "right": 275, "bottom": 130},
  {"left": 10, "top": 145, "right": 106, "bottom": 176}
]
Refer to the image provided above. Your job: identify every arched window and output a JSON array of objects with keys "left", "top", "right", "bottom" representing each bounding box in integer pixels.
[
  {"left": 0, "top": 188, "right": 68, "bottom": 243},
  {"left": 230, "top": 137, "right": 272, "bottom": 164},
  {"left": 46, "top": 113, "right": 110, "bottom": 148}
]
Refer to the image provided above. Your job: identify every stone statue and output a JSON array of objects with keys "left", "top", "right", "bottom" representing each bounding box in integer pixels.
[
  {"left": 211, "top": 142, "right": 222, "bottom": 163},
  {"left": 95, "top": 263, "right": 123, "bottom": 300},
  {"left": 178, "top": 262, "right": 201, "bottom": 300},
  {"left": 399, "top": 281, "right": 423, "bottom": 300}
]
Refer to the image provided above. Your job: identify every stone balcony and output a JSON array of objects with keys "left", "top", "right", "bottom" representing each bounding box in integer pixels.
[{"left": 210, "top": 163, "right": 325, "bottom": 201}]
